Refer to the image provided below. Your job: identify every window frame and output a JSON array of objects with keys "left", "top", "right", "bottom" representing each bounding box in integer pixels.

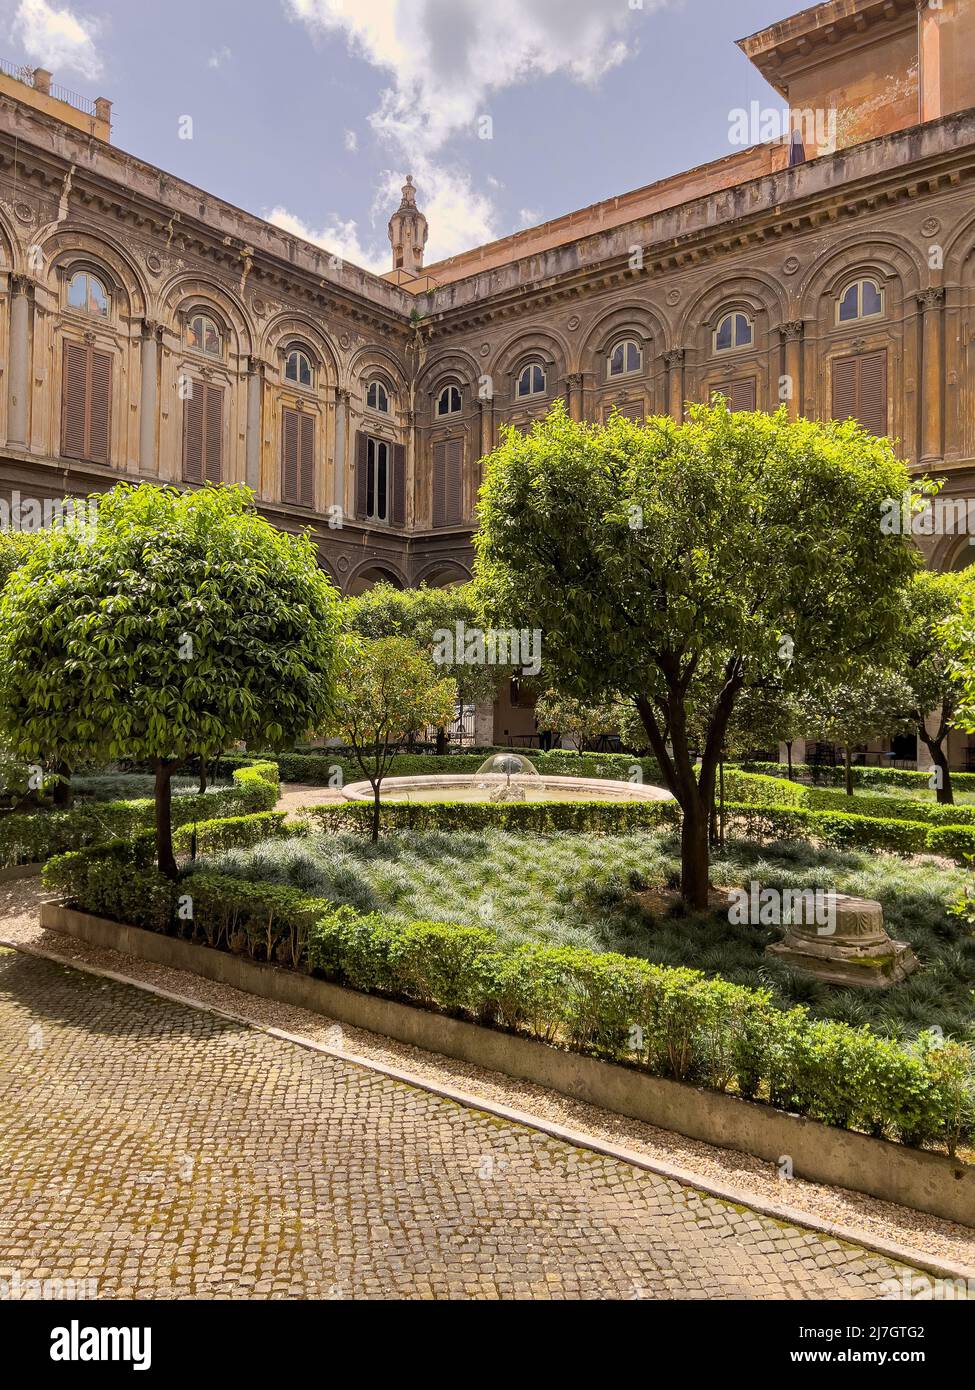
[
  {"left": 366, "top": 380, "right": 391, "bottom": 414},
  {"left": 835, "top": 277, "right": 885, "bottom": 326},
  {"left": 366, "top": 435, "right": 390, "bottom": 524},
  {"left": 65, "top": 269, "right": 110, "bottom": 319},
  {"left": 436, "top": 383, "right": 462, "bottom": 417},
  {"left": 607, "top": 337, "right": 643, "bottom": 379},
  {"left": 185, "top": 311, "right": 223, "bottom": 360},
  {"left": 713, "top": 311, "right": 754, "bottom": 354},
  {"left": 515, "top": 362, "right": 547, "bottom": 399},
  {"left": 284, "top": 346, "right": 314, "bottom": 389}
]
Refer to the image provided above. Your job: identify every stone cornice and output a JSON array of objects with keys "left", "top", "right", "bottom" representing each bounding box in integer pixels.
[
  {"left": 419, "top": 110, "right": 975, "bottom": 337},
  {"left": 0, "top": 95, "right": 415, "bottom": 341}
]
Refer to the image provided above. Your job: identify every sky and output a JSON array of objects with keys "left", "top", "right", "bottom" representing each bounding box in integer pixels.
[{"left": 0, "top": 0, "right": 794, "bottom": 274}]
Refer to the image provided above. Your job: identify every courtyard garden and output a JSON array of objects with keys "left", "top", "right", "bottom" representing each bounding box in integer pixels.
[{"left": 2, "top": 401, "right": 975, "bottom": 1172}]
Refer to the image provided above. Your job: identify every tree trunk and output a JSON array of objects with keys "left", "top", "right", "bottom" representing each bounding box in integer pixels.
[
  {"left": 435, "top": 727, "right": 447, "bottom": 756},
  {"left": 49, "top": 759, "right": 71, "bottom": 807},
  {"left": 786, "top": 740, "right": 794, "bottom": 782},
  {"left": 844, "top": 746, "right": 854, "bottom": 797},
  {"left": 921, "top": 733, "right": 954, "bottom": 805},
  {"left": 154, "top": 759, "right": 179, "bottom": 880},
  {"left": 371, "top": 782, "right": 381, "bottom": 844},
  {"left": 198, "top": 757, "right": 208, "bottom": 796},
  {"left": 680, "top": 803, "right": 711, "bottom": 910}
]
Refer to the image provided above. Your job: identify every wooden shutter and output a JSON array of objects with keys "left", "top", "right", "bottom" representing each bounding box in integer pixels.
[
  {"left": 614, "top": 399, "right": 645, "bottom": 422},
  {"left": 446, "top": 438, "right": 463, "bottom": 525},
  {"left": 61, "top": 340, "right": 112, "bottom": 463},
  {"left": 355, "top": 431, "right": 368, "bottom": 518},
  {"left": 299, "top": 413, "right": 315, "bottom": 508},
  {"left": 88, "top": 349, "right": 112, "bottom": 463},
  {"left": 182, "top": 381, "right": 205, "bottom": 482},
  {"left": 831, "top": 350, "right": 887, "bottom": 437},
  {"left": 282, "top": 406, "right": 300, "bottom": 503},
  {"left": 433, "top": 439, "right": 447, "bottom": 527},
  {"left": 203, "top": 383, "right": 223, "bottom": 483},
  {"left": 831, "top": 356, "right": 859, "bottom": 423},
  {"left": 61, "top": 340, "right": 89, "bottom": 460},
  {"left": 391, "top": 441, "right": 406, "bottom": 526},
  {"left": 182, "top": 380, "right": 223, "bottom": 482},
  {"left": 858, "top": 350, "right": 887, "bottom": 437},
  {"left": 712, "top": 378, "right": 756, "bottom": 411}
]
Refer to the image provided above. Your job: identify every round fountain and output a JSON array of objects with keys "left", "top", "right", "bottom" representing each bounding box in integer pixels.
[{"left": 341, "top": 752, "right": 673, "bottom": 805}]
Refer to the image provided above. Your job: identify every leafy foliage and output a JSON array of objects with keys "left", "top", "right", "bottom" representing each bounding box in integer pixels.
[{"left": 475, "top": 401, "right": 918, "bottom": 903}]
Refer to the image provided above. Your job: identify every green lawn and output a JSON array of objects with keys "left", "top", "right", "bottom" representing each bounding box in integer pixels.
[{"left": 200, "top": 827, "right": 975, "bottom": 1043}]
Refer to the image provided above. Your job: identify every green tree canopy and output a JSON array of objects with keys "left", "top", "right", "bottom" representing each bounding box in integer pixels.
[
  {"left": 0, "top": 483, "right": 342, "bottom": 875},
  {"left": 332, "top": 634, "right": 458, "bottom": 840},
  {"left": 801, "top": 667, "right": 913, "bottom": 795},
  {"left": 899, "top": 567, "right": 975, "bottom": 804},
  {"left": 475, "top": 401, "right": 918, "bottom": 906}
]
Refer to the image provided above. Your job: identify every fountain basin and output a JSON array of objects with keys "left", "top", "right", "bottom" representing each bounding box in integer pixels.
[{"left": 341, "top": 773, "right": 673, "bottom": 805}]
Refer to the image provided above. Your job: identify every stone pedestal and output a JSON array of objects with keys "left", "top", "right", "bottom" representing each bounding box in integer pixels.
[{"left": 765, "top": 893, "right": 917, "bottom": 989}]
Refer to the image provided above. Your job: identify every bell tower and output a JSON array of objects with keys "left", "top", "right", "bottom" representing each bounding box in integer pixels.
[{"left": 387, "top": 175, "right": 428, "bottom": 277}]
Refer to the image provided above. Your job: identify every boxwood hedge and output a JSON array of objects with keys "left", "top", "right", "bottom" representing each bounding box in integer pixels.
[{"left": 43, "top": 829, "right": 974, "bottom": 1157}]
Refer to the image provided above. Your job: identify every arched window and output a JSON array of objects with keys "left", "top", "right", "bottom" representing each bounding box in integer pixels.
[
  {"left": 607, "top": 338, "right": 642, "bottom": 377},
  {"left": 714, "top": 312, "right": 753, "bottom": 352},
  {"left": 516, "top": 362, "right": 546, "bottom": 398},
  {"left": 436, "top": 384, "right": 462, "bottom": 417},
  {"left": 367, "top": 380, "right": 390, "bottom": 413},
  {"left": 837, "top": 278, "right": 884, "bottom": 324},
  {"left": 285, "top": 347, "right": 313, "bottom": 387},
  {"left": 66, "top": 270, "right": 109, "bottom": 317},
  {"left": 186, "top": 312, "right": 222, "bottom": 358}
]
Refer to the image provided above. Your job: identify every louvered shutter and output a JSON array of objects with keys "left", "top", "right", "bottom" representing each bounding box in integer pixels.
[
  {"left": 831, "top": 356, "right": 859, "bottom": 424},
  {"left": 282, "top": 406, "right": 300, "bottom": 502},
  {"left": 203, "top": 383, "right": 223, "bottom": 483},
  {"left": 391, "top": 442, "right": 406, "bottom": 526},
  {"left": 61, "top": 340, "right": 89, "bottom": 459},
  {"left": 433, "top": 439, "right": 447, "bottom": 527},
  {"left": 355, "top": 431, "right": 368, "bottom": 518},
  {"left": 182, "top": 380, "right": 204, "bottom": 482},
  {"left": 299, "top": 413, "right": 315, "bottom": 507},
  {"left": 858, "top": 350, "right": 887, "bottom": 437},
  {"left": 615, "top": 400, "right": 645, "bottom": 422},
  {"left": 88, "top": 349, "right": 112, "bottom": 463},
  {"left": 61, "top": 341, "right": 112, "bottom": 463},
  {"left": 446, "top": 438, "right": 463, "bottom": 525},
  {"left": 712, "top": 378, "right": 756, "bottom": 411}
]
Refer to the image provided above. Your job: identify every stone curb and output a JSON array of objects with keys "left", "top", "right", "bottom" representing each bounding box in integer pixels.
[{"left": 4, "top": 934, "right": 974, "bottom": 1287}]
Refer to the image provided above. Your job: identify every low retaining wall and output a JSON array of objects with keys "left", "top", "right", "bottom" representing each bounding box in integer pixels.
[
  {"left": 41, "top": 902, "right": 974, "bottom": 1228},
  {"left": 0, "top": 862, "right": 43, "bottom": 883}
]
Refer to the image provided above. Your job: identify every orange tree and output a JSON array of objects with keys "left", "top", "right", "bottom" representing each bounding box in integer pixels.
[
  {"left": 475, "top": 402, "right": 917, "bottom": 908},
  {"left": 0, "top": 483, "right": 341, "bottom": 877}
]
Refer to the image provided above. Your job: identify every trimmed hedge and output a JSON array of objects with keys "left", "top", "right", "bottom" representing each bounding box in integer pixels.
[
  {"left": 271, "top": 748, "right": 661, "bottom": 787},
  {"left": 0, "top": 762, "right": 279, "bottom": 868},
  {"left": 44, "top": 838, "right": 975, "bottom": 1156},
  {"left": 308, "top": 798, "right": 679, "bottom": 836},
  {"left": 736, "top": 761, "right": 975, "bottom": 793},
  {"left": 801, "top": 786, "right": 975, "bottom": 828},
  {"left": 722, "top": 802, "right": 975, "bottom": 860}
]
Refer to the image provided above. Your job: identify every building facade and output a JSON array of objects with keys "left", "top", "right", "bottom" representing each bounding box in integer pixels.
[{"left": 0, "top": 0, "right": 974, "bottom": 747}]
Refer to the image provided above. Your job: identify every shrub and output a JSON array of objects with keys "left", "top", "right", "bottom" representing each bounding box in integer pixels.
[
  {"left": 44, "top": 818, "right": 975, "bottom": 1156},
  {"left": 0, "top": 762, "right": 279, "bottom": 869},
  {"left": 735, "top": 761, "right": 975, "bottom": 793},
  {"left": 274, "top": 748, "right": 661, "bottom": 787},
  {"left": 172, "top": 810, "right": 288, "bottom": 856},
  {"left": 308, "top": 798, "right": 678, "bottom": 836}
]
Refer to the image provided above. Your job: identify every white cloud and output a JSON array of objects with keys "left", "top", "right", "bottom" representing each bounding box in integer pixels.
[
  {"left": 265, "top": 203, "right": 390, "bottom": 275},
  {"left": 286, "top": 0, "right": 662, "bottom": 256},
  {"left": 343, "top": 127, "right": 358, "bottom": 152},
  {"left": 12, "top": 0, "right": 102, "bottom": 79},
  {"left": 518, "top": 208, "right": 542, "bottom": 229},
  {"left": 287, "top": 0, "right": 656, "bottom": 154},
  {"left": 208, "top": 46, "right": 232, "bottom": 70}
]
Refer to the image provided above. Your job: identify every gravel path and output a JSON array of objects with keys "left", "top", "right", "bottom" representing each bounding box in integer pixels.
[{"left": 3, "top": 877, "right": 973, "bottom": 1272}]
